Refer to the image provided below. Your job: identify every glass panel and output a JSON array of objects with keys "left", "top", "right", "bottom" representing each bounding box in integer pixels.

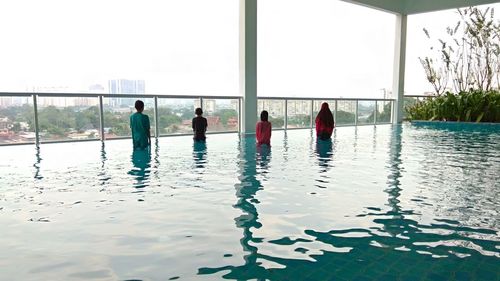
[
  {"left": 103, "top": 97, "right": 155, "bottom": 139},
  {"left": 202, "top": 99, "right": 239, "bottom": 132},
  {"left": 0, "top": 96, "right": 35, "bottom": 144},
  {"left": 376, "top": 101, "right": 392, "bottom": 123},
  {"left": 37, "top": 96, "right": 101, "bottom": 141},
  {"left": 286, "top": 100, "right": 311, "bottom": 129},
  {"left": 357, "top": 101, "right": 376, "bottom": 124},
  {"left": 336, "top": 100, "right": 356, "bottom": 125},
  {"left": 157, "top": 98, "right": 198, "bottom": 135},
  {"left": 312, "top": 100, "right": 335, "bottom": 128},
  {"left": 403, "top": 96, "right": 419, "bottom": 120},
  {"left": 257, "top": 99, "right": 285, "bottom": 129}
]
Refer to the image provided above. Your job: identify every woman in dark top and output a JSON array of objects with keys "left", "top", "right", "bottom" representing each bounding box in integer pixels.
[
  {"left": 315, "top": 102, "right": 335, "bottom": 140},
  {"left": 192, "top": 107, "right": 208, "bottom": 141}
]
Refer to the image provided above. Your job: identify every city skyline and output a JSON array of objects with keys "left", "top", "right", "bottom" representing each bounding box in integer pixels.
[{"left": 1, "top": 1, "right": 498, "bottom": 99}]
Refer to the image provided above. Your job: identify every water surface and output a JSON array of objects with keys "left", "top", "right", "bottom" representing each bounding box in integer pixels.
[{"left": 0, "top": 124, "right": 499, "bottom": 280}]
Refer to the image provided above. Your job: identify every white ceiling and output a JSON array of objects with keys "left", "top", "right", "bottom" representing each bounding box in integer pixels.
[{"left": 341, "top": 0, "right": 500, "bottom": 14}]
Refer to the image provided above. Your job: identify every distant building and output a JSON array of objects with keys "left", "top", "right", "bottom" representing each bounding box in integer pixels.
[
  {"left": 0, "top": 97, "right": 12, "bottom": 108},
  {"left": 108, "top": 79, "right": 145, "bottom": 107},
  {"left": 381, "top": 88, "right": 393, "bottom": 99}
]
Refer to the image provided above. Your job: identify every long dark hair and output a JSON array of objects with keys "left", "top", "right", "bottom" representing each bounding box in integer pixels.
[
  {"left": 316, "top": 102, "right": 334, "bottom": 127},
  {"left": 260, "top": 110, "right": 269, "bottom": 122}
]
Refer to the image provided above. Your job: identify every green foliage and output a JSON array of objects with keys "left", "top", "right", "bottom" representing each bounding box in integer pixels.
[
  {"left": 269, "top": 116, "right": 284, "bottom": 128},
  {"left": 0, "top": 104, "right": 35, "bottom": 130},
  {"left": 288, "top": 114, "right": 310, "bottom": 127},
  {"left": 336, "top": 110, "right": 356, "bottom": 124},
  {"left": 214, "top": 109, "right": 238, "bottom": 125},
  {"left": 405, "top": 90, "right": 500, "bottom": 122}
]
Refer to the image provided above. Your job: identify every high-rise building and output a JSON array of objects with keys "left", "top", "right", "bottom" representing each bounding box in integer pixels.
[{"left": 108, "top": 79, "right": 146, "bottom": 107}]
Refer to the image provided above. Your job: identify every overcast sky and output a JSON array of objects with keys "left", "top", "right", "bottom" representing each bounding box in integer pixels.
[{"left": 0, "top": 0, "right": 498, "bottom": 98}]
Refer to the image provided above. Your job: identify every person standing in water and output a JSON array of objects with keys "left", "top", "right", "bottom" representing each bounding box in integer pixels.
[
  {"left": 192, "top": 107, "right": 208, "bottom": 141},
  {"left": 256, "top": 110, "right": 272, "bottom": 146},
  {"left": 315, "top": 102, "right": 335, "bottom": 140},
  {"left": 130, "top": 100, "right": 151, "bottom": 150}
]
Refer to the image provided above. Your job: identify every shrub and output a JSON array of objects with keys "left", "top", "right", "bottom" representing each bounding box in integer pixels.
[{"left": 405, "top": 90, "right": 500, "bottom": 123}]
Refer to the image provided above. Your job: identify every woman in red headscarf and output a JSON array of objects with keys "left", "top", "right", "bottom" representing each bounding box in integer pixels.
[{"left": 315, "top": 102, "right": 335, "bottom": 140}]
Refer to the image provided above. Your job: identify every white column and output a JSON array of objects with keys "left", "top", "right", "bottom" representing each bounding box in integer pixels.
[
  {"left": 240, "top": 0, "right": 258, "bottom": 134},
  {"left": 392, "top": 14, "right": 407, "bottom": 124}
]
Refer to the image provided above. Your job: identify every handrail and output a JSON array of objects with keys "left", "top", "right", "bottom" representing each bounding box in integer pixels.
[
  {"left": 257, "top": 96, "right": 395, "bottom": 101},
  {"left": 404, "top": 94, "right": 436, "bottom": 98},
  {"left": 0, "top": 92, "right": 242, "bottom": 99},
  {"left": 0, "top": 92, "right": 395, "bottom": 146}
]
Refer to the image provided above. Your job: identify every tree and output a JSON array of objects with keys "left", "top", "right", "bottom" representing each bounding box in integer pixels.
[{"left": 420, "top": 6, "right": 500, "bottom": 94}]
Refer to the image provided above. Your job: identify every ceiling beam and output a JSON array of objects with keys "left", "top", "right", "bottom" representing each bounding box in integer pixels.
[
  {"left": 404, "top": 0, "right": 500, "bottom": 14},
  {"left": 340, "top": 0, "right": 403, "bottom": 14},
  {"left": 341, "top": 0, "right": 500, "bottom": 15}
]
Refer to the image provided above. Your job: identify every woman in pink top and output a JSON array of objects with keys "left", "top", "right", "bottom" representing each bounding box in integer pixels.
[
  {"left": 256, "top": 110, "right": 272, "bottom": 146},
  {"left": 315, "top": 102, "right": 335, "bottom": 140}
]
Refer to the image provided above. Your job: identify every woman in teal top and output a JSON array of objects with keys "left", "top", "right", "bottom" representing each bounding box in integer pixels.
[{"left": 130, "top": 100, "right": 151, "bottom": 150}]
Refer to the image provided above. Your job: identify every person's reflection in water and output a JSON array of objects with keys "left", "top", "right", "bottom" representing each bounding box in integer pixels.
[
  {"left": 193, "top": 141, "right": 207, "bottom": 170},
  {"left": 315, "top": 138, "right": 334, "bottom": 174},
  {"left": 128, "top": 148, "right": 152, "bottom": 189},
  {"left": 314, "top": 137, "right": 334, "bottom": 189},
  {"left": 256, "top": 144, "right": 271, "bottom": 174}
]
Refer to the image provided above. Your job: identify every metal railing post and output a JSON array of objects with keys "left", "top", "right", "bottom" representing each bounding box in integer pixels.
[
  {"left": 391, "top": 100, "right": 395, "bottom": 123},
  {"left": 33, "top": 95, "right": 40, "bottom": 146},
  {"left": 355, "top": 100, "right": 359, "bottom": 126},
  {"left": 99, "top": 95, "right": 105, "bottom": 141},
  {"left": 310, "top": 99, "right": 314, "bottom": 128},
  {"left": 238, "top": 98, "right": 242, "bottom": 134},
  {"left": 154, "top": 96, "right": 159, "bottom": 138},
  {"left": 284, "top": 99, "right": 288, "bottom": 130},
  {"left": 334, "top": 100, "right": 338, "bottom": 126},
  {"left": 374, "top": 100, "right": 378, "bottom": 125}
]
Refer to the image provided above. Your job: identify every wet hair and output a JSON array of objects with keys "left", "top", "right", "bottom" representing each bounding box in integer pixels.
[
  {"left": 195, "top": 107, "right": 203, "bottom": 115},
  {"left": 260, "top": 110, "right": 269, "bottom": 122},
  {"left": 135, "top": 100, "right": 144, "bottom": 111}
]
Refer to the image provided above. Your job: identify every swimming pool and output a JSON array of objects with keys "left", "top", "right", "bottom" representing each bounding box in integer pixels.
[{"left": 0, "top": 123, "right": 499, "bottom": 280}]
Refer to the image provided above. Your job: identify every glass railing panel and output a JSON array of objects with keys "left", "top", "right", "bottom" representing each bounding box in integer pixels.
[
  {"left": 357, "top": 100, "right": 376, "bottom": 124},
  {"left": 103, "top": 97, "right": 156, "bottom": 138},
  {"left": 403, "top": 96, "right": 419, "bottom": 120},
  {"left": 0, "top": 96, "right": 35, "bottom": 144},
  {"left": 37, "top": 96, "right": 101, "bottom": 141},
  {"left": 157, "top": 98, "right": 197, "bottom": 135},
  {"left": 257, "top": 99, "right": 285, "bottom": 129},
  {"left": 202, "top": 98, "right": 239, "bottom": 133},
  {"left": 286, "top": 100, "right": 311, "bottom": 129},
  {"left": 336, "top": 100, "right": 356, "bottom": 125},
  {"left": 312, "top": 100, "right": 335, "bottom": 127},
  {"left": 376, "top": 100, "right": 392, "bottom": 123}
]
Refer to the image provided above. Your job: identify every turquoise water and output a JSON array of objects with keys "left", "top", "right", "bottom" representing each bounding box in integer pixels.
[{"left": 0, "top": 124, "right": 499, "bottom": 280}]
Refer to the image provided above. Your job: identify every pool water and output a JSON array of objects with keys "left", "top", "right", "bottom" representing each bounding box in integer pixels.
[{"left": 0, "top": 123, "right": 499, "bottom": 280}]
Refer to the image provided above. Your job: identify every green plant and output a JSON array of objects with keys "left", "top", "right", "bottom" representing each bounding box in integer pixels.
[{"left": 405, "top": 90, "right": 500, "bottom": 122}]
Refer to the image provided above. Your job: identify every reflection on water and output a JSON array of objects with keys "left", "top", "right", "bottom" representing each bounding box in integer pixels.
[
  {"left": 33, "top": 145, "right": 43, "bottom": 180},
  {"left": 1, "top": 125, "right": 499, "bottom": 280},
  {"left": 193, "top": 141, "right": 207, "bottom": 169},
  {"left": 128, "top": 148, "right": 151, "bottom": 189}
]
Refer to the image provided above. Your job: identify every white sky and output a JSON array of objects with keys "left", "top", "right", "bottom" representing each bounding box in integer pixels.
[{"left": 0, "top": 0, "right": 498, "bottom": 98}]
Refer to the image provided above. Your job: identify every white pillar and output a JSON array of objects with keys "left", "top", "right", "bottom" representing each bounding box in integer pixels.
[
  {"left": 240, "top": 0, "right": 258, "bottom": 134},
  {"left": 393, "top": 14, "right": 407, "bottom": 124}
]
